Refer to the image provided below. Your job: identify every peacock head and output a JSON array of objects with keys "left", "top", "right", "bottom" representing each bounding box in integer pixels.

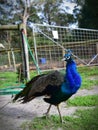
[{"left": 62, "top": 49, "right": 72, "bottom": 61}]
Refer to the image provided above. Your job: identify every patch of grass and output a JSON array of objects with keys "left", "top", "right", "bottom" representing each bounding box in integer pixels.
[
  {"left": 21, "top": 107, "right": 98, "bottom": 130},
  {"left": 67, "top": 95, "right": 98, "bottom": 106},
  {"left": 0, "top": 72, "right": 18, "bottom": 88},
  {"left": 78, "top": 66, "right": 98, "bottom": 76},
  {"left": 70, "top": 107, "right": 98, "bottom": 130},
  {"left": 21, "top": 115, "right": 63, "bottom": 130},
  {"left": 78, "top": 66, "right": 98, "bottom": 89},
  {"left": 81, "top": 75, "right": 98, "bottom": 89},
  {"left": 30, "top": 70, "right": 38, "bottom": 78},
  {"left": 0, "top": 71, "right": 38, "bottom": 89}
]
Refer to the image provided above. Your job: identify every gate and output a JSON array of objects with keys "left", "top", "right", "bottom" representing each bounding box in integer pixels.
[{"left": 32, "top": 24, "right": 98, "bottom": 70}]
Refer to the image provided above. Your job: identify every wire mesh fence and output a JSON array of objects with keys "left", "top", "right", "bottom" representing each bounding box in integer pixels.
[
  {"left": 0, "top": 24, "right": 98, "bottom": 73},
  {"left": 31, "top": 24, "right": 98, "bottom": 71},
  {"left": 0, "top": 29, "right": 22, "bottom": 71}
]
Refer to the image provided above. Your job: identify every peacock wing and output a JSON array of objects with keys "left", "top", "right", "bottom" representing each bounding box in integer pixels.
[
  {"left": 27, "top": 70, "right": 64, "bottom": 98},
  {"left": 13, "top": 74, "right": 46, "bottom": 101}
]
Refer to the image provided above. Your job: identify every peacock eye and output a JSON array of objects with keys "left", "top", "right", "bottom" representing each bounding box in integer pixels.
[{"left": 67, "top": 56, "right": 70, "bottom": 59}]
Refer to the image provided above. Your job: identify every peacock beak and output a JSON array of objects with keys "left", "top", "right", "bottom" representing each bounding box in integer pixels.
[{"left": 62, "top": 57, "right": 66, "bottom": 61}]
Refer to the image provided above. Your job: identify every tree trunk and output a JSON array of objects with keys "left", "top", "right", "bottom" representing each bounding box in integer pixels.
[
  {"left": 20, "top": 14, "right": 30, "bottom": 81},
  {"left": 22, "top": 16, "right": 28, "bottom": 36}
]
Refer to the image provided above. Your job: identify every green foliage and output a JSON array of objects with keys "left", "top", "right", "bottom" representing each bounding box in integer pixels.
[
  {"left": 0, "top": 0, "right": 75, "bottom": 26},
  {"left": 21, "top": 107, "right": 98, "bottom": 130},
  {"left": 67, "top": 95, "right": 98, "bottom": 106},
  {"left": 74, "top": 0, "right": 98, "bottom": 29},
  {"left": 40, "top": 0, "right": 74, "bottom": 26},
  {"left": 0, "top": 0, "right": 40, "bottom": 25}
]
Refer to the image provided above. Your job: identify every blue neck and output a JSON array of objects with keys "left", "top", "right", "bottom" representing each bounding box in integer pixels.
[
  {"left": 65, "top": 59, "right": 77, "bottom": 78},
  {"left": 61, "top": 59, "right": 82, "bottom": 95}
]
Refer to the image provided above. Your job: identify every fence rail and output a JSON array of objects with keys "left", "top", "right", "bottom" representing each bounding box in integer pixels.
[{"left": 0, "top": 42, "right": 98, "bottom": 70}]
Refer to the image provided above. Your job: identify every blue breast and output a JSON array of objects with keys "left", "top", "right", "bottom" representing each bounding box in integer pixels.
[{"left": 61, "top": 60, "right": 82, "bottom": 95}]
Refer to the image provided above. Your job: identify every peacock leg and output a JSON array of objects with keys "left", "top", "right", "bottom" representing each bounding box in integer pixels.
[
  {"left": 46, "top": 104, "right": 52, "bottom": 115},
  {"left": 57, "top": 105, "right": 63, "bottom": 123},
  {"left": 44, "top": 104, "right": 52, "bottom": 118}
]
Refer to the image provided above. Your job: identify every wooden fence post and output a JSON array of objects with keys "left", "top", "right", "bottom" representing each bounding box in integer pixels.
[{"left": 19, "top": 24, "right": 30, "bottom": 81}]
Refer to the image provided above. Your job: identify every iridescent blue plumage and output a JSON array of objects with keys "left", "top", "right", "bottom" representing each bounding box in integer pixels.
[{"left": 61, "top": 58, "right": 82, "bottom": 95}]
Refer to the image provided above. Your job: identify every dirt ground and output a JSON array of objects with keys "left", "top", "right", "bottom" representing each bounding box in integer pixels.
[{"left": 0, "top": 86, "right": 98, "bottom": 130}]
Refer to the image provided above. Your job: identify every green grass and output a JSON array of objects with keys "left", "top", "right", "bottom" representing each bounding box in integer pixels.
[
  {"left": 81, "top": 76, "right": 98, "bottom": 89},
  {"left": 21, "top": 107, "right": 98, "bottom": 130},
  {"left": 78, "top": 66, "right": 98, "bottom": 89},
  {"left": 0, "top": 70, "right": 38, "bottom": 89},
  {"left": 0, "top": 66, "right": 98, "bottom": 89},
  {"left": 67, "top": 95, "right": 98, "bottom": 106},
  {"left": 78, "top": 66, "right": 98, "bottom": 76},
  {"left": 0, "top": 71, "right": 18, "bottom": 88},
  {"left": 64, "top": 107, "right": 98, "bottom": 130}
]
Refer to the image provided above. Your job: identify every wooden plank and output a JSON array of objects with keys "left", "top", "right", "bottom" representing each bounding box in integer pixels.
[
  {"left": 96, "top": 43, "right": 98, "bottom": 53},
  {"left": 0, "top": 25, "right": 19, "bottom": 30}
]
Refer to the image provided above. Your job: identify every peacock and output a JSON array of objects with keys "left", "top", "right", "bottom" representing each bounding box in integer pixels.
[{"left": 13, "top": 50, "right": 82, "bottom": 122}]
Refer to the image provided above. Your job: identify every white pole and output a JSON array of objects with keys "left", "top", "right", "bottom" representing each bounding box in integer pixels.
[
  {"left": 32, "top": 26, "right": 40, "bottom": 74},
  {"left": 11, "top": 48, "right": 16, "bottom": 72},
  {"left": 23, "top": 32, "right": 30, "bottom": 80}
]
